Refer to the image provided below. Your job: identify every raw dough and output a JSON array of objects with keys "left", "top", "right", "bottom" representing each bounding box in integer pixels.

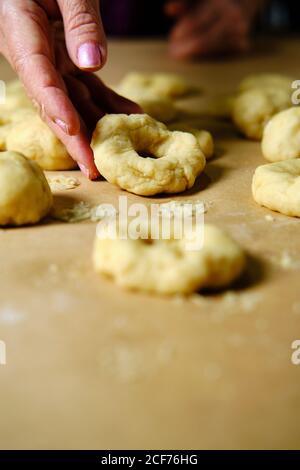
[
  {"left": 117, "top": 72, "right": 193, "bottom": 99},
  {"left": 135, "top": 95, "right": 178, "bottom": 123},
  {"left": 0, "top": 80, "right": 76, "bottom": 170},
  {"left": 168, "top": 122, "right": 214, "bottom": 159},
  {"left": 262, "top": 107, "right": 300, "bottom": 162},
  {"left": 232, "top": 87, "right": 291, "bottom": 140},
  {"left": 203, "top": 94, "right": 235, "bottom": 120},
  {"left": 239, "top": 73, "right": 294, "bottom": 92},
  {"left": 0, "top": 109, "right": 77, "bottom": 170},
  {"left": 115, "top": 86, "right": 178, "bottom": 123},
  {"left": 252, "top": 159, "right": 300, "bottom": 217},
  {"left": 93, "top": 224, "right": 246, "bottom": 295},
  {"left": 115, "top": 72, "right": 194, "bottom": 123},
  {"left": 0, "top": 80, "right": 32, "bottom": 116},
  {"left": 0, "top": 151, "right": 53, "bottom": 226},
  {"left": 92, "top": 114, "right": 206, "bottom": 196}
]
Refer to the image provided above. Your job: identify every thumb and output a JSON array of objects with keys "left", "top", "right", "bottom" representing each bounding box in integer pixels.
[{"left": 57, "top": 0, "right": 107, "bottom": 71}]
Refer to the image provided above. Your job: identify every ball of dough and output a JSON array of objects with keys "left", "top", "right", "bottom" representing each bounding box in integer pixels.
[
  {"left": 93, "top": 224, "right": 246, "bottom": 295},
  {"left": 2, "top": 109, "right": 77, "bottom": 170},
  {"left": 252, "top": 159, "right": 300, "bottom": 217},
  {"left": 92, "top": 114, "right": 206, "bottom": 196},
  {"left": 0, "top": 80, "right": 32, "bottom": 116},
  {"left": 262, "top": 107, "right": 300, "bottom": 162},
  {"left": 239, "top": 73, "right": 294, "bottom": 92},
  {"left": 118, "top": 72, "right": 192, "bottom": 99},
  {"left": 0, "top": 151, "right": 53, "bottom": 226},
  {"left": 232, "top": 87, "right": 291, "bottom": 140},
  {"left": 168, "top": 122, "right": 214, "bottom": 160}
]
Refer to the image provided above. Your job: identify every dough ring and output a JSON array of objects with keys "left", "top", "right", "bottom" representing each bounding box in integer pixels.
[
  {"left": 114, "top": 86, "right": 178, "bottom": 123},
  {"left": 0, "top": 151, "right": 53, "bottom": 226},
  {"left": 0, "top": 109, "right": 77, "bottom": 170},
  {"left": 168, "top": 122, "right": 214, "bottom": 160},
  {"left": 232, "top": 87, "right": 291, "bottom": 140},
  {"left": 136, "top": 96, "right": 178, "bottom": 123},
  {"left": 262, "top": 107, "right": 300, "bottom": 162},
  {"left": 117, "top": 72, "right": 193, "bottom": 99},
  {"left": 252, "top": 160, "right": 300, "bottom": 217},
  {"left": 93, "top": 224, "right": 246, "bottom": 295},
  {"left": 239, "top": 73, "right": 294, "bottom": 92},
  {"left": 92, "top": 114, "right": 206, "bottom": 196},
  {"left": 203, "top": 94, "right": 235, "bottom": 120}
]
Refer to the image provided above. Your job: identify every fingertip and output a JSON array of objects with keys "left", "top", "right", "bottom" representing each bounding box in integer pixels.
[
  {"left": 79, "top": 161, "right": 100, "bottom": 180},
  {"left": 118, "top": 98, "right": 144, "bottom": 115},
  {"left": 77, "top": 42, "right": 103, "bottom": 70}
]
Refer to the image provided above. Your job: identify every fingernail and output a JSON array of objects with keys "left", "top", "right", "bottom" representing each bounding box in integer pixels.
[
  {"left": 78, "top": 162, "right": 90, "bottom": 178},
  {"left": 54, "top": 118, "right": 70, "bottom": 135},
  {"left": 77, "top": 42, "right": 101, "bottom": 69}
]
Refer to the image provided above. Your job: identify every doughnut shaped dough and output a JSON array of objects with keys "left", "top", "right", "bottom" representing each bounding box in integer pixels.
[
  {"left": 1, "top": 109, "right": 76, "bottom": 170},
  {"left": 92, "top": 114, "right": 206, "bottom": 196},
  {"left": 239, "top": 73, "right": 294, "bottom": 92},
  {"left": 93, "top": 224, "right": 246, "bottom": 295},
  {"left": 0, "top": 151, "right": 53, "bottom": 226},
  {"left": 252, "top": 160, "right": 300, "bottom": 217},
  {"left": 232, "top": 87, "right": 291, "bottom": 140},
  {"left": 118, "top": 72, "right": 192, "bottom": 99},
  {"left": 203, "top": 94, "right": 235, "bottom": 120},
  {"left": 262, "top": 107, "right": 300, "bottom": 162},
  {"left": 168, "top": 122, "right": 214, "bottom": 159},
  {"left": 115, "top": 86, "right": 178, "bottom": 123}
]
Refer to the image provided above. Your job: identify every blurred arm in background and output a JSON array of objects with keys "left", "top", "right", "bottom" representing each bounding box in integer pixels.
[{"left": 165, "top": 0, "right": 267, "bottom": 59}]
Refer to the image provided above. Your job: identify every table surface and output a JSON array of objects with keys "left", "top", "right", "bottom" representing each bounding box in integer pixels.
[{"left": 0, "top": 38, "right": 300, "bottom": 450}]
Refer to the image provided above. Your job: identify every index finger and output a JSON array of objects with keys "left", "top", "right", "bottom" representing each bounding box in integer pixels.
[{"left": 1, "top": 0, "right": 98, "bottom": 177}]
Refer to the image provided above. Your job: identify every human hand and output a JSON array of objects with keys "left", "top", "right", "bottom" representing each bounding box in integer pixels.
[
  {"left": 165, "top": 0, "right": 264, "bottom": 60},
  {"left": 0, "top": 0, "right": 140, "bottom": 179}
]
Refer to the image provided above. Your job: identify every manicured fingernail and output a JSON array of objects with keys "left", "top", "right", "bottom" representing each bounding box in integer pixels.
[
  {"left": 77, "top": 42, "right": 101, "bottom": 69},
  {"left": 78, "top": 162, "right": 90, "bottom": 178},
  {"left": 54, "top": 118, "right": 70, "bottom": 135}
]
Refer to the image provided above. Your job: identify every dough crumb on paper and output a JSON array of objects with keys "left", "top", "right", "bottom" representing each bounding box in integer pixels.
[
  {"left": 47, "top": 174, "right": 80, "bottom": 192},
  {"left": 52, "top": 201, "right": 117, "bottom": 223}
]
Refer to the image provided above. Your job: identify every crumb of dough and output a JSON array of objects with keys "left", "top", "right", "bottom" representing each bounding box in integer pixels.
[
  {"left": 217, "top": 291, "right": 263, "bottom": 315},
  {"left": 255, "top": 318, "right": 269, "bottom": 332},
  {"left": 280, "top": 251, "right": 297, "bottom": 270},
  {"left": 190, "top": 294, "right": 207, "bottom": 306},
  {"left": 172, "top": 294, "right": 186, "bottom": 305},
  {"left": 47, "top": 175, "right": 80, "bottom": 191},
  {"left": 158, "top": 199, "right": 212, "bottom": 218},
  {"left": 0, "top": 304, "right": 25, "bottom": 325},
  {"left": 52, "top": 201, "right": 117, "bottom": 223},
  {"left": 226, "top": 334, "right": 245, "bottom": 348},
  {"left": 52, "top": 201, "right": 92, "bottom": 222},
  {"left": 203, "top": 363, "right": 222, "bottom": 381},
  {"left": 48, "top": 263, "right": 59, "bottom": 274},
  {"left": 268, "top": 251, "right": 300, "bottom": 270},
  {"left": 292, "top": 302, "right": 300, "bottom": 315},
  {"left": 265, "top": 214, "right": 275, "bottom": 222}
]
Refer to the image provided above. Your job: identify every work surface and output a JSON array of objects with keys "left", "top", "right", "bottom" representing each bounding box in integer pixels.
[{"left": 1, "top": 38, "right": 300, "bottom": 450}]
